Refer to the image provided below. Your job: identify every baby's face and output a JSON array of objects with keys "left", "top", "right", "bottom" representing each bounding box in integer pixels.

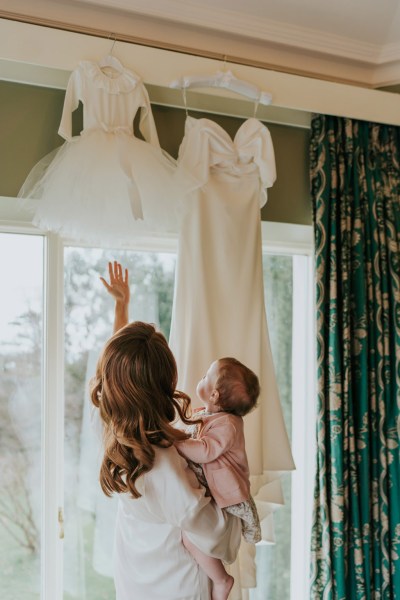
[{"left": 196, "top": 360, "right": 220, "bottom": 411}]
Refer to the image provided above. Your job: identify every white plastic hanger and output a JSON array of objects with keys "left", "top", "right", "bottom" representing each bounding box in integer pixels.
[
  {"left": 169, "top": 56, "right": 272, "bottom": 110},
  {"left": 98, "top": 33, "right": 124, "bottom": 75}
]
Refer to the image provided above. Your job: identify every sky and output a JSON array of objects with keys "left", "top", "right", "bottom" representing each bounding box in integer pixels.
[
  {"left": 0, "top": 233, "right": 177, "bottom": 354},
  {"left": 0, "top": 233, "right": 43, "bottom": 351}
]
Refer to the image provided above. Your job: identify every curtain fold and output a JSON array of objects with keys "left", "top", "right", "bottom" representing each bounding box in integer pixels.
[{"left": 309, "top": 114, "right": 400, "bottom": 599}]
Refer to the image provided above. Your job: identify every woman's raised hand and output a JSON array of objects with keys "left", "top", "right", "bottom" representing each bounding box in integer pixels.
[
  {"left": 100, "top": 261, "right": 130, "bottom": 306},
  {"left": 101, "top": 261, "right": 130, "bottom": 332}
]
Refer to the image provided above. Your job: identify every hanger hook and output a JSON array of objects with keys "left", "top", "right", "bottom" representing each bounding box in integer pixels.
[
  {"left": 108, "top": 32, "right": 117, "bottom": 56},
  {"left": 253, "top": 100, "right": 260, "bottom": 118},
  {"left": 182, "top": 87, "right": 188, "bottom": 118}
]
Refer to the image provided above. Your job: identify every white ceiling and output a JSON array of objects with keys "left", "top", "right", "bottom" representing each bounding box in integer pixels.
[
  {"left": 196, "top": 0, "right": 400, "bottom": 45},
  {"left": 3, "top": 0, "right": 400, "bottom": 86}
]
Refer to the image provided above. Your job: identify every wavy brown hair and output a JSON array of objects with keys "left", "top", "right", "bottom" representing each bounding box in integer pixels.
[{"left": 90, "top": 321, "right": 194, "bottom": 499}]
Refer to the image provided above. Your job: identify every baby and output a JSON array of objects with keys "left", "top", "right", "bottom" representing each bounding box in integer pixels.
[{"left": 176, "top": 357, "right": 261, "bottom": 600}]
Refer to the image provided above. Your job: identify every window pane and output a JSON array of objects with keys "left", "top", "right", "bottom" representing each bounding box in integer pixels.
[
  {"left": 250, "top": 253, "right": 293, "bottom": 600},
  {"left": 63, "top": 247, "right": 295, "bottom": 599},
  {"left": 0, "top": 233, "right": 44, "bottom": 600},
  {"left": 63, "top": 248, "right": 176, "bottom": 600}
]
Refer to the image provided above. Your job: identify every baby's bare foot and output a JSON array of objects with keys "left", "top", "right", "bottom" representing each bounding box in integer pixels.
[{"left": 212, "top": 574, "right": 234, "bottom": 600}]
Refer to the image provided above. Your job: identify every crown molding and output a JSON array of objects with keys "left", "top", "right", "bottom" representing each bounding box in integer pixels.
[
  {"left": 1, "top": 1, "right": 400, "bottom": 87},
  {"left": 371, "top": 59, "right": 400, "bottom": 88},
  {"left": 78, "top": 0, "right": 399, "bottom": 65},
  {"left": 2, "top": 19, "right": 400, "bottom": 127},
  {"left": 378, "top": 41, "right": 400, "bottom": 64}
]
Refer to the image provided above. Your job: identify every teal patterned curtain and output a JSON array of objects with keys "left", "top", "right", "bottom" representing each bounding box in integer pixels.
[{"left": 309, "top": 114, "right": 400, "bottom": 599}]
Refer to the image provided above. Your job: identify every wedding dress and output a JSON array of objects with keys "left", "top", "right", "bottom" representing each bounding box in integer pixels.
[{"left": 169, "top": 117, "right": 295, "bottom": 590}]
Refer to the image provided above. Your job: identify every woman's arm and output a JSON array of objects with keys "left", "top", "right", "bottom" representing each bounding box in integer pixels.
[{"left": 100, "top": 261, "right": 130, "bottom": 333}]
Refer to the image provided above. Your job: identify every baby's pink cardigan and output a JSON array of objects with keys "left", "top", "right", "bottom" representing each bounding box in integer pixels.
[{"left": 176, "top": 412, "right": 250, "bottom": 509}]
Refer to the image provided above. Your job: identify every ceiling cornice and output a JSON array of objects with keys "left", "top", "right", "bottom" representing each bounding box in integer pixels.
[
  {"left": 378, "top": 41, "right": 400, "bottom": 64},
  {"left": 79, "top": 0, "right": 399, "bottom": 65},
  {"left": 2, "top": 18, "right": 400, "bottom": 128},
  {"left": 2, "top": 0, "right": 400, "bottom": 87}
]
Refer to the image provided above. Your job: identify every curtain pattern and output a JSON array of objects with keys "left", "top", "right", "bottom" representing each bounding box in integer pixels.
[{"left": 309, "top": 114, "right": 400, "bottom": 599}]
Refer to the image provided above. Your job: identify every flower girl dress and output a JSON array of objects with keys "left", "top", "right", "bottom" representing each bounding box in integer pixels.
[{"left": 18, "top": 60, "right": 178, "bottom": 245}]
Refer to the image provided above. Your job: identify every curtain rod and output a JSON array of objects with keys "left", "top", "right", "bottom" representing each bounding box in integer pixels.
[{"left": 0, "top": 10, "right": 370, "bottom": 89}]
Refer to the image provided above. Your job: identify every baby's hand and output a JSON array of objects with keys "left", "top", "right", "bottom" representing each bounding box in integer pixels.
[{"left": 100, "top": 261, "right": 130, "bottom": 305}]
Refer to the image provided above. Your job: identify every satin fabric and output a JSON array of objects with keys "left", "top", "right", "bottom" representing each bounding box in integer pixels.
[
  {"left": 114, "top": 446, "right": 241, "bottom": 600},
  {"left": 169, "top": 116, "right": 295, "bottom": 593}
]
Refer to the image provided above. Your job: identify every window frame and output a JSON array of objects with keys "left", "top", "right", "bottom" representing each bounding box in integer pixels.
[
  {"left": 0, "top": 196, "right": 315, "bottom": 600},
  {"left": 260, "top": 221, "right": 315, "bottom": 600}
]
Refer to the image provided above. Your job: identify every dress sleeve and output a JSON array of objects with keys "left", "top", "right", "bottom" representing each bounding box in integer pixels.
[
  {"left": 138, "top": 84, "right": 160, "bottom": 148},
  {"left": 253, "top": 125, "right": 277, "bottom": 206},
  {"left": 58, "top": 67, "right": 82, "bottom": 141},
  {"left": 146, "top": 447, "right": 241, "bottom": 563},
  {"left": 235, "top": 119, "right": 277, "bottom": 207},
  {"left": 176, "top": 121, "right": 211, "bottom": 195},
  {"left": 176, "top": 420, "right": 236, "bottom": 463}
]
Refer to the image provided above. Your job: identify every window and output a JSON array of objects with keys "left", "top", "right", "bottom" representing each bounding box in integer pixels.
[
  {"left": 63, "top": 247, "right": 176, "bottom": 599},
  {"left": 0, "top": 233, "right": 44, "bottom": 600},
  {"left": 253, "top": 253, "right": 294, "bottom": 599},
  {"left": 251, "top": 248, "right": 315, "bottom": 600},
  {"left": 0, "top": 202, "right": 315, "bottom": 600}
]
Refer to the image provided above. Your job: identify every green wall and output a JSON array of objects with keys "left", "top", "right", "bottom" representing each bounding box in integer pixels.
[{"left": 0, "top": 81, "right": 311, "bottom": 225}]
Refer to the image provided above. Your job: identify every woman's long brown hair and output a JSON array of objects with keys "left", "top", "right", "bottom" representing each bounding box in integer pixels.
[{"left": 90, "top": 322, "right": 194, "bottom": 499}]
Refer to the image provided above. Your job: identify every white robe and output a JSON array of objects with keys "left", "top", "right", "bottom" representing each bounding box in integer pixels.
[{"left": 114, "top": 445, "right": 241, "bottom": 600}]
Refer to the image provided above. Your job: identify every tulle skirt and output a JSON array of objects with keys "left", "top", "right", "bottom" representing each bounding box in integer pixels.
[{"left": 18, "top": 129, "right": 179, "bottom": 246}]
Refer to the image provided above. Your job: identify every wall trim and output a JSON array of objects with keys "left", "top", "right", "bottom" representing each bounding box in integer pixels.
[
  {"left": 2, "top": 2, "right": 400, "bottom": 87},
  {"left": 1, "top": 19, "right": 400, "bottom": 126}
]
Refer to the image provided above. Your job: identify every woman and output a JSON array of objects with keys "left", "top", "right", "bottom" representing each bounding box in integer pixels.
[{"left": 90, "top": 261, "right": 241, "bottom": 599}]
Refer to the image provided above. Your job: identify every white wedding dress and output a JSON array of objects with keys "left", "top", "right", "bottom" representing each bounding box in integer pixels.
[
  {"left": 18, "top": 61, "right": 178, "bottom": 245},
  {"left": 169, "top": 116, "right": 295, "bottom": 592}
]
